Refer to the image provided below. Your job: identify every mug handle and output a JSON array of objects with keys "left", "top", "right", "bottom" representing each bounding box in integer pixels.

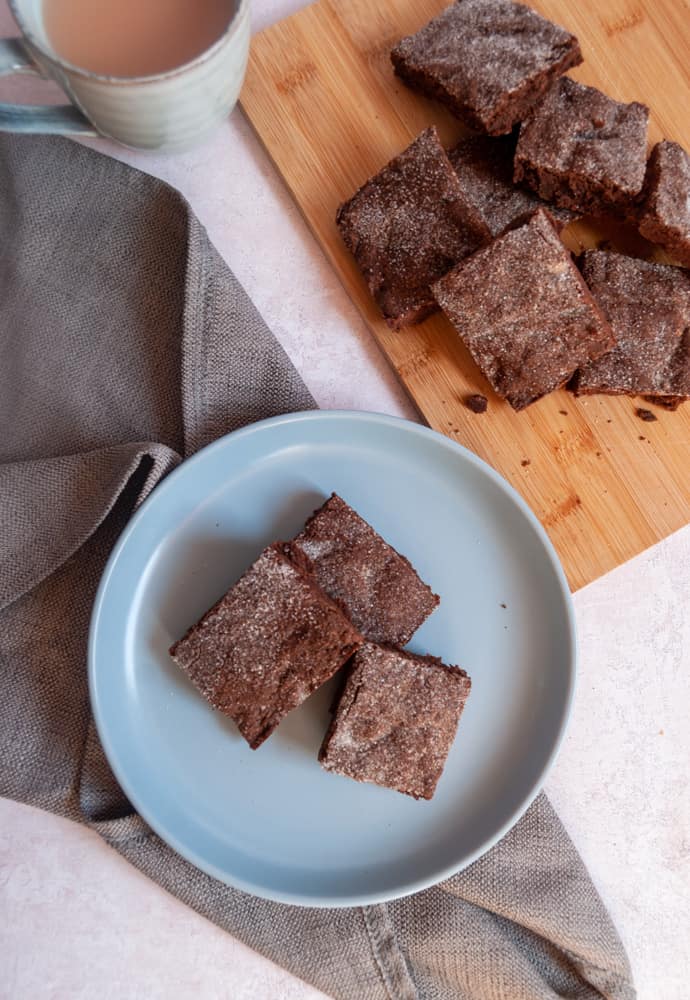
[{"left": 0, "top": 37, "right": 96, "bottom": 134}]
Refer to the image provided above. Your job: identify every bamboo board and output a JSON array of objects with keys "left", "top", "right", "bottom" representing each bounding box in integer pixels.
[{"left": 240, "top": 0, "right": 690, "bottom": 590}]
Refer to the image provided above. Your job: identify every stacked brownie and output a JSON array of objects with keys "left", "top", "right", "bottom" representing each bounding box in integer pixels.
[
  {"left": 336, "top": 126, "right": 490, "bottom": 329},
  {"left": 336, "top": 0, "right": 690, "bottom": 414},
  {"left": 170, "top": 494, "right": 471, "bottom": 800},
  {"left": 432, "top": 209, "right": 614, "bottom": 409}
]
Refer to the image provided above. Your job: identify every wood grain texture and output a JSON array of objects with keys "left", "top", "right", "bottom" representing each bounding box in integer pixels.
[{"left": 240, "top": 0, "right": 690, "bottom": 590}]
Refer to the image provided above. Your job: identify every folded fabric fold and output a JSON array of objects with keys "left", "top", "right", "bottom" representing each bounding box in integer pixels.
[{"left": 0, "top": 134, "right": 634, "bottom": 1000}]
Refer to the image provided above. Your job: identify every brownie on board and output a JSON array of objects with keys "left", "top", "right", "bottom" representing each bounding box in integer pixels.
[
  {"left": 448, "top": 133, "right": 577, "bottom": 238},
  {"left": 286, "top": 493, "right": 439, "bottom": 646},
  {"left": 169, "top": 544, "right": 362, "bottom": 750},
  {"left": 572, "top": 251, "right": 690, "bottom": 402},
  {"left": 391, "top": 0, "right": 581, "bottom": 136},
  {"left": 336, "top": 126, "right": 490, "bottom": 329},
  {"left": 319, "top": 642, "right": 472, "bottom": 800},
  {"left": 431, "top": 209, "right": 615, "bottom": 410},
  {"left": 514, "top": 77, "right": 649, "bottom": 216},
  {"left": 636, "top": 141, "right": 690, "bottom": 268}
]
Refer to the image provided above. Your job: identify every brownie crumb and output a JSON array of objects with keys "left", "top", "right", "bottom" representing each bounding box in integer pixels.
[
  {"left": 638, "top": 435, "right": 646, "bottom": 440},
  {"left": 558, "top": 409, "right": 568, "bottom": 415},
  {"left": 500, "top": 602, "right": 507, "bottom": 608},
  {"left": 466, "top": 393, "right": 488, "bottom": 413},
  {"left": 521, "top": 458, "right": 531, "bottom": 466},
  {"left": 636, "top": 407, "right": 658, "bottom": 422}
]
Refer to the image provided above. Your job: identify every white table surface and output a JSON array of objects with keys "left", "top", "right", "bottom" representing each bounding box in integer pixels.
[{"left": 1, "top": 3, "right": 689, "bottom": 998}]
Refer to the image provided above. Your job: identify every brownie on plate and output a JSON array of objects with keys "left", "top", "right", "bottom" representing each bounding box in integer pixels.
[
  {"left": 336, "top": 126, "right": 491, "bottom": 329},
  {"left": 431, "top": 209, "right": 615, "bottom": 410},
  {"left": 391, "top": 0, "right": 582, "bottom": 136},
  {"left": 448, "top": 133, "right": 577, "bottom": 237},
  {"left": 286, "top": 493, "right": 439, "bottom": 646},
  {"left": 636, "top": 141, "right": 690, "bottom": 268},
  {"left": 169, "top": 544, "right": 362, "bottom": 749},
  {"left": 514, "top": 77, "right": 649, "bottom": 216},
  {"left": 572, "top": 251, "right": 690, "bottom": 402},
  {"left": 319, "top": 642, "right": 472, "bottom": 800}
]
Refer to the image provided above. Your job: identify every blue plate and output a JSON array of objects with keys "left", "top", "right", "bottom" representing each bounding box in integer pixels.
[{"left": 89, "top": 411, "right": 575, "bottom": 907}]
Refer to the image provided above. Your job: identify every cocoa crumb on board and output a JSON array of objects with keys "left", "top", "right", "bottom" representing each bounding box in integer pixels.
[
  {"left": 521, "top": 458, "right": 531, "bottom": 467},
  {"left": 636, "top": 408, "right": 658, "bottom": 422},
  {"left": 466, "top": 393, "right": 488, "bottom": 413},
  {"left": 559, "top": 409, "right": 568, "bottom": 415}
]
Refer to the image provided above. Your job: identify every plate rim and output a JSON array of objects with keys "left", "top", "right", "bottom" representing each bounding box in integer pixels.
[{"left": 88, "top": 409, "right": 577, "bottom": 907}]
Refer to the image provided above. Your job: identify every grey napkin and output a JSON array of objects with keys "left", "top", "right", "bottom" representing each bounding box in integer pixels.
[{"left": 0, "top": 134, "right": 634, "bottom": 1000}]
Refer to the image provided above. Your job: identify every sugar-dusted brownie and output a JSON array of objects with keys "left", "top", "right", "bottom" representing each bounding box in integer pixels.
[
  {"left": 391, "top": 0, "right": 581, "bottom": 136},
  {"left": 336, "top": 127, "right": 490, "bottom": 329},
  {"left": 448, "top": 133, "right": 577, "bottom": 237},
  {"left": 636, "top": 141, "right": 690, "bottom": 268},
  {"left": 431, "top": 209, "right": 615, "bottom": 410},
  {"left": 572, "top": 251, "right": 690, "bottom": 402},
  {"left": 286, "top": 493, "right": 439, "bottom": 645},
  {"left": 169, "top": 544, "right": 362, "bottom": 749},
  {"left": 319, "top": 642, "right": 471, "bottom": 800},
  {"left": 514, "top": 78, "right": 649, "bottom": 216}
]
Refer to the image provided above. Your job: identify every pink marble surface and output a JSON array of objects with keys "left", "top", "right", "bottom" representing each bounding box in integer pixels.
[{"left": 1, "top": 2, "right": 689, "bottom": 998}]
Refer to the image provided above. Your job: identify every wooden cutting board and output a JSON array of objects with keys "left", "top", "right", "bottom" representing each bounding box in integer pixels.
[{"left": 240, "top": 0, "right": 690, "bottom": 591}]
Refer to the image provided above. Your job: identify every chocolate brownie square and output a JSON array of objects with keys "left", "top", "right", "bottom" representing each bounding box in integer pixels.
[
  {"left": 391, "top": 0, "right": 582, "bottom": 136},
  {"left": 319, "top": 642, "right": 472, "bottom": 800},
  {"left": 636, "top": 141, "right": 690, "bottom": 268},
  {"left": 286, "top": 493, "right": 439, "bottom": 645},
  {"left": 336, "top": 127, "right": 490, "bottom": 329},
  {"left": 431, "top": 209, "right": 615, "bottom": 410},
  {"left": 572, "top": 251, "right": 690, "bottom": 401},
  {"left": 169, "top": 544, "right": 362, "bottom": 749},
  {"left": 514, "top": 77, "right": 649, "bottom": 216},
  {"left": 448, "top": 133, "right": 578, "bottom": 237}
]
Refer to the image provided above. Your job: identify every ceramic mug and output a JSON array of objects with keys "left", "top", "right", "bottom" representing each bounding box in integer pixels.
[{"left": 0, "top": 0, "right": 250, "bottom": 151}]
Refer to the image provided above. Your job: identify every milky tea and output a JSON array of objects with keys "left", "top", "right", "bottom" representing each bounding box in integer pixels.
[{"left": 43, "top": 0, "right": 236, "bottom": 77}]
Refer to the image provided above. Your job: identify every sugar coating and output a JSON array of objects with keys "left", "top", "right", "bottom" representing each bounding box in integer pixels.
[
  {"left": 573, "top": 251, "right": 690, "bottom": 400},
  {"left": 514, "top": 77, "right": 649, "bottom": 215},
  {"left": 391, "top": 0, "right": 581, "bottom": 135},
  {"left": 448, "top": 133, "right": 577, "bottom": 237},
  {"left": 169, "top": 544, "right": 362, "bottom": 749},
  {"left": 286, "top": 493, "right": 439, "bottom": 645},
  {"left": 319, "top": 642, "right": 472, "bottom": 800},
  {"left": 637, "top": 141, "right": 690, "bottom": 268},
  {"left": 336, "top": 126, "right": 490, "bottom": 328},
  {"left": 432, "top": 209, "right": 615, "bottom": 410}
]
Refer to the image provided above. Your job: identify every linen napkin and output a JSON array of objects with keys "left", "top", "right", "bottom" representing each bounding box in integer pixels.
[{"left": 0, "top": 134, "right": 635, "bottom": 1000}]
